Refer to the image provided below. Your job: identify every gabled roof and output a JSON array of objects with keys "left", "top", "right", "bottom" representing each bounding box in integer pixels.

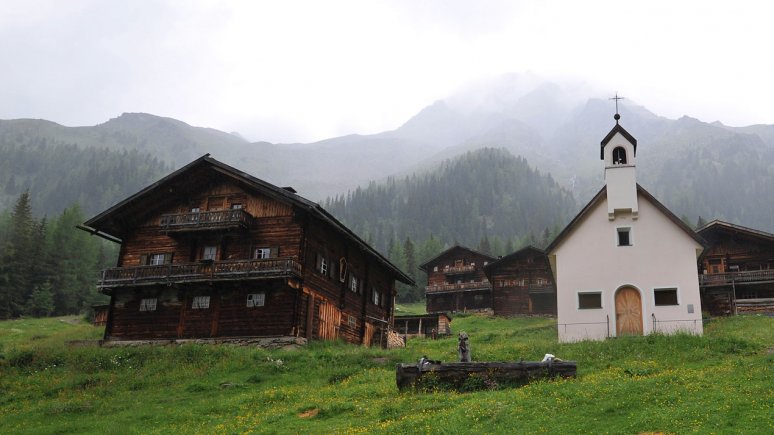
[
  {"left": 545, "top": 184, "right": 706, "bottom": 254},
  {"left": 696, "top": 220, "right": 774, "bottom": 244},
  {"left": 483, "top": 245, "right": 546, "bottom": 273},
  {"left": 81, "top": 154, "right": 414, "bottom": 285},
  {"left": 600, "top": 123, "right": 637, "bottom": 159},
  {"left": 418, "top": 245, "right": 496, "bottom": 272}
]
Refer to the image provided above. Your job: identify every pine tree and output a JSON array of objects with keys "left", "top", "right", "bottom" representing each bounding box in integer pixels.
[{"left": 0, "top": 191, "right": 36, "bottom": 318}]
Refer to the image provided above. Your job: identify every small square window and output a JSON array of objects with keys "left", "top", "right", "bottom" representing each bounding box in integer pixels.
[
  {"left": 192, "top": 296, "right": 210, "bottom": 309},
  {"left": 140, "top": 298, "right": 157, "bottom": 312},
  {"left": 617, "top": 228, "right": 631, "bottom": 246},
  {"left": 578, "top": 292, "right": 602, "bottom": 309},
  {"left": 347, "top": 315, "right": 356, "bottom": 327},
  {"left": 254, "top": 247, "right": 271, "bottom": 259},
  {"left": 246, "top": 293, "right": 265, "bottom": 307},
  {"left": 203, "top": 246, "right": 218, "bottom": 261},
  {"left": 433, "top": 266, "right": 438, "bottom": 272},
  {"left": 231, "top": 203, "right": 243, "bottom": 209},
  {"left": 190, "top": 207, "right": 200, "bottom": 213},
  {"left": 150, "top": 254, "right": 166, "bottom": 266},
  {"left": 654, "top": 288, "right": 678, "bottom": 306}
]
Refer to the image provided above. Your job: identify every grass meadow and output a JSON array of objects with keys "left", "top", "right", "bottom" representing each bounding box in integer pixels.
[{"left": 0, "top": 312, "right": 771, "bottom": 434}]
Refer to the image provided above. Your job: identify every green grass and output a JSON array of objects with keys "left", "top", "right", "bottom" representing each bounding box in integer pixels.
[
  {"left": 0, "top": 314, "right": 772, "bottom": 434},
  {"left": 394, "top": 302, "right": 427, "bottom": 315}
]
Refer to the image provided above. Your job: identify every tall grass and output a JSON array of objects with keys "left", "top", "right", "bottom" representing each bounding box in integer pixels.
[{"left": 0, "top": 314, "right": 771, "bottom": 434}]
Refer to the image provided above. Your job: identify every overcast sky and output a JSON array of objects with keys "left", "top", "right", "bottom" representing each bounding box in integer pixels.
[{"left": 1, "top": 0, "right": 773, "bottom": 143}]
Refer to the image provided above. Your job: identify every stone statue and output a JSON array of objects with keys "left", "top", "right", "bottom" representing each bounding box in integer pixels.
[{"left": 458, "top": 331, "right": 471, "bottom": 362}]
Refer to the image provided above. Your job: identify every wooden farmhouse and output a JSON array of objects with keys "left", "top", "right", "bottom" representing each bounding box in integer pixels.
[
  {"left": 79, "top": 155, "right": 414, "bottom": 346},
  {"left": 483, "top": 246, "right": 557, "bottom": 316},
  {"left": 546, "top": 114, "right": 705, "bottom": 342},
  {"left": 697, "top": 220, "right": 774, "bottom": 315},
  {"left": 419, "top": 246, "right": 495, "bottom": 313}
]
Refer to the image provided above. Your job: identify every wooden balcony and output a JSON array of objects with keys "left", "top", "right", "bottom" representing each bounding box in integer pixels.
[
  {"left": 442, "top": 265, "right": 476, "bottom": 275},
  {"left": 528, "top": 285, "right": 556, "bottom": 294},
  {"left": 425, "top": 281, "right": 491, "bottom": 294},
  {"left": 159, "top": 209, "right": 254, "bottom": 233},
  {"left": 699, "top": 269, "right": 774, "bottom": 287},
  {"left": 99, "top": 258, "right": 302, "bottom": 290}
]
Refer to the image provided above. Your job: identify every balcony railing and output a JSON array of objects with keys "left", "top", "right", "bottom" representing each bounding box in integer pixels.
[
  {"left": 699, "top": 269, "right": 774, "bottom": 287},
  {"left": 442, "top": 265, "right": 476, "bottom": 275},
  {"left": 159, "top": 209, "right": 254, "bottom": 232},
  {"left": 425, "top": 281, "right": 491, "bottom": 294},
  {"left": 99, "top": 258, "right": 302, "bottom": 288}
]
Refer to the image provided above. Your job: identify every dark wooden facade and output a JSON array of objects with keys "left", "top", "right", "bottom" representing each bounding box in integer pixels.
[
  {"left": 484, "top": 246, "right": 556, "bottom": 316},
  {"left": 80, "top": 155, "right": 413, "bottom": 346},
  {"left": 697, "top": 220, "right": 774, "bottom": 315},
  {"left": 419, "top": 246, "right": 495, "bottom": 313}
]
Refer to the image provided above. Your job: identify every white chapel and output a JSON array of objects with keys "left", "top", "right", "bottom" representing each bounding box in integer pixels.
[{"left": 546, "top": 107, "right": 705, "bottom": 342}]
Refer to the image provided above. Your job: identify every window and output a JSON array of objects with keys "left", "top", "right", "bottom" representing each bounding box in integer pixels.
[
  {"left": 150, "top": 254, "right": 166, "bottom": 266},
  {"left": 474, "top": 295, "right": 484, "bottom": 303},
  {"left": 578, "top": 292, "right": 602, "bottom": 309},
  {"left": 350, "top": 276, "right": 359, "bottom": 292},
  {"left": 319, "top": 255, "right": 328, "bottom": 275},
  {"left": 347, "top": 315, "right": 356, "bottom": 327},
  {"left": 192, "top": 296, "right": 210, "bottom": 309},
  {"left": 433, "top": 266, "right": 438, "bottom": 272},
  {"left": 190, "top": 207, "right": 200, "bottom": 213},
  {"left": 231, "top": 203, "right": 243, "bottom": 209},
  {"left": 254, "top": 247, "right": 271, "bottom": 259},
  {"left": 613, "top": 146, "right": 627, "bottom": 164},
  {"left": 139, "top": 298, "right": 157, "bottom": 312},
  {"left": 654, "top": 288, "right": 678, "bottom": 306},
  {"left": 339, "top": 257, "right": 347, "bottom": 282},
  {"left": 372, "top": 288, "right": 381, "bottom": 306},
  {"left": 246, "top": 292, "right": 265, "bottom": 307},
  {"left": 617, "top": 227, "right": 631, "bottom": 246},
  {"left": 203, "top": 246, "right": 218, "bottom": 261}
]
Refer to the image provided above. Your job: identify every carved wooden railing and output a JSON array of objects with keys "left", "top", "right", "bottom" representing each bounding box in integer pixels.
[
  {"left": 159, "top": 209, "right": 254, "bottom": 230},
  {"left": 425, "top": 281, "right": 491, "bottom": 294},
  {"left": 443, "top": 265, "right": 476, "bottom": 274},
  {"left": 699, "top": 269, "right": 774, "bottom": 287},
  {"left": 99, "top": 258, "right": 302, "bottom": 288}
]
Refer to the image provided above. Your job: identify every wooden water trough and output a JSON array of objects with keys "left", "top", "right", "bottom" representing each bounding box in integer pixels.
[{"left": 396, "top": 360, "right": 577, "bottom": 391}]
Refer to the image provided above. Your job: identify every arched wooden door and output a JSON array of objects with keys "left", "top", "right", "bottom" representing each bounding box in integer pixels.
[{"left": 615, "top": 287, "right": 643, "bottom": 336}]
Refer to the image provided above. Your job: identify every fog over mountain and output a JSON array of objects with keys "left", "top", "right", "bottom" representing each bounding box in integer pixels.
[{"left": 1, "top": 75, "right": 772, "bottom": 232}]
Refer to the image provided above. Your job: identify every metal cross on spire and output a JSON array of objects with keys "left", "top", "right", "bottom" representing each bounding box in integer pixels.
[{"left": 610, "top": 92, "right": 624, "bottom": 124}]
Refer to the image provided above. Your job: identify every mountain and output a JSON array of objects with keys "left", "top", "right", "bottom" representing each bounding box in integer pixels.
[
  {"left": 1, "top": 74, "right": 773, "bottom": 232},
  {"left": 322, "top": 148, "right": 577, "bottom": 254}
]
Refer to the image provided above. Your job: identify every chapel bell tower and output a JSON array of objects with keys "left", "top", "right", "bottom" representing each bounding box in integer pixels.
[{"left": 600, "top": 98, "right": 638, "bottom": 220}]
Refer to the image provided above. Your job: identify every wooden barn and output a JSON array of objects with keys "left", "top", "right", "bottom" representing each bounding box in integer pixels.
[
  {"left": 394, "top": 313, "right": 451, "bottom": 339},
  {"left": 484, "top": 246, "right": 557, "bottom": 316},
  {"left": 79, "top": 155, "right": 413, "bottom": 346},
  {"left": 419, "top": 246, "right": 495, "bottom": 313},
  {"left": 697, "top": 220, "right": 774, "bottom": 315}
]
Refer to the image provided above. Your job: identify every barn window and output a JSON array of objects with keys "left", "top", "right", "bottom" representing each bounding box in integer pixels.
[
  {"left": 613, "top": 147, "right": 627, "bottom": 164},
  {"left": 433, "top": 266, "right": 438, "bottom": 272},
  {"left": 347, "top": 315, "right": 356, "bottom": 327},
  {"left": 350, "top": 276, "right": 359, "bottom": 292},
  {"left": 192, "top": 296, "right": 210, "bottom": 309},
  {"left": 203, "top": 246, "right": 218, "bottom": 261},
  {"left": 246, "top": 292, "right": 265, "bottom": 307},
  {"left": 372, "top": 289, "right": 381, "bottom": 306},
  {"left": 578, "top": 292, "right": 602, "bottom": 309},
  {"left": 654, "top": 288, "right": 678, "bottom": 306},
  {"left": 617, "top": 227, "right": 631, "bottom": 246},
  {"left": 254, "top": 247, "right": 272, "bottom": 259},
  {"left": 231, "top": 203, "right": 243, "bottom": 210},
  {"left": 190, "top": 207, "right": 200, "bottom": 213},
  {"left": 139, "top": 298, "right": 157, "bottom": 311}
]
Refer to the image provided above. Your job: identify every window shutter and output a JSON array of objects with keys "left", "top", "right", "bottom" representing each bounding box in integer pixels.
[
  {"left": 271, "top": 246, "right": 279, "bottom": 258},
  {"left": 140, "top": 254, "right": 148, "bottom": 265},
  {"left": 315, "top": 253, "right": 323, "bottom": 272},
  {"left": 164, "top": 253, "right": 173, "bottom": 264}
]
